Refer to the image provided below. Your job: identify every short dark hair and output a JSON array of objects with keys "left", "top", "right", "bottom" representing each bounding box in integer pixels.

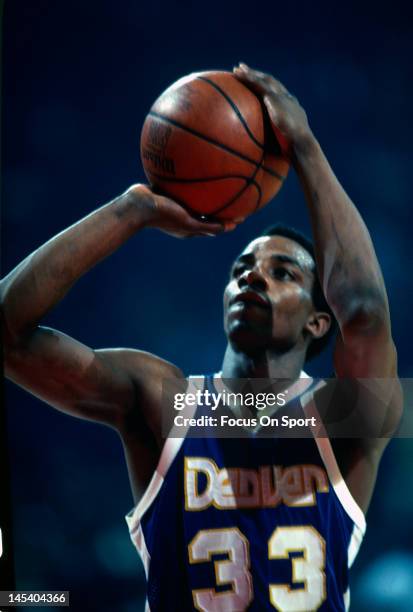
[{"left": 261, "top": 224, "right": 337, "bottom": 361}]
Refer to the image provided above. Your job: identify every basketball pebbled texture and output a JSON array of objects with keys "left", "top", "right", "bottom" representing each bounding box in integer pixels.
[{"left": 140, "top": 71, "right": 290, "bottom": 221}]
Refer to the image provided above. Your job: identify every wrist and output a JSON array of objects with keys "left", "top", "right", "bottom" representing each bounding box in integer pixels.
[
  {"left": 121, "top": 184, "right": 158, "bottom": 229},
  {"left": 291, "top": 132, "right": 321, "bottom": 168}
]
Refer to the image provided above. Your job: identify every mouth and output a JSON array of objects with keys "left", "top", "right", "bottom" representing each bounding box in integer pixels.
[{"left": 230, "top": 290, "right": 270, "bottom": 310}]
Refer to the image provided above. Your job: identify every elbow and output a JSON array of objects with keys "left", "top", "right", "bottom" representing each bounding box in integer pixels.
[
  {"left": 1, "top": 283, "right": 15, "bottom": 350},
  {"left": 332, "top": 289, "right": 389, "bottom": 334},
  {"left": 1, "top": 303, "right": 29, "bottom": 363},
  {"left": 1, "top": 302, "right": 16, "bottom": 355},
  {"left": 1, "top": 283, "right": 33, "bottom": 353},
  {"left": 1, "top": 299, "right": 13, "bottom": 355},
  {"left": 2, "top": 323, "right": 19, "bottom": 369}
]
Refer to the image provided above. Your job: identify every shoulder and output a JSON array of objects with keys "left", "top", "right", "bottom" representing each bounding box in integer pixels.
[
  {"left": 313, "top": 376, "right": 402, "bottom": 440},
  {"left": 96, "top": 347, "right": 187, "bottom": 440}
]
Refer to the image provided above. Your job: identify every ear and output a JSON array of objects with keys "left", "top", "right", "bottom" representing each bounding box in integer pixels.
[{"left": 305, "top": 311, "right": 331, "bottom": 340}]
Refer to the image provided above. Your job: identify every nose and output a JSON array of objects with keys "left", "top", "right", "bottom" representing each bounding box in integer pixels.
[{"left": 238, "top": 267, "right": 267, "bottom": 292}]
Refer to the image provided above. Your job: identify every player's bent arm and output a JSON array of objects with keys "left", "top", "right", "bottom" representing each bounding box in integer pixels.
[
  {"left": 0, "top": 185, "right": 224, "bottom": 342},
  {"left": 1, "top": 185, "right": 224, "bottom": 427},
  {"left": 234, "top": 66, "right": 401, "bottom": 510},
  {"left": 293, "top": 137, "right": 402, "bottom": 454},
  {"left": 232, "top": 65, "right": 399, "bottom": 381},
  {"left": 294, "top": 137, "right": 402, "bottom": 434},
  {"left": 1, "top": 187, "right": 151, "bottom": 339},
  {"left": 4, "top": 324, "right": 183, "bottom": 434},
  {"left": 293, "top": 138, "right": 402, "bottom": 508},
  {"left": 293, "top": 140, "right": 398, "bottom": 368}
]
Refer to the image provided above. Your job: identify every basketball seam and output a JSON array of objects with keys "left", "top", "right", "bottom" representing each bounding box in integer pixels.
[
  {"left": 210, "top": 179, "right": 262, "bottom": 216},
  {"left": 261, "top": 163, "right": 285, "bottom": 180},
  {"left": 251, "top": 151, "right": 264, "bottom": 212},
  {"left": 148, "top": 164, "right": 285, "bottom": 183},
  {"left": 145, "top": 172, "right": 258, "bottom": 184},
  {"left": 196, "top": 77, "right": 286, "bottom": 182},
  {"left": 148, "top": 111, "right": 285, "bottom": 181},
  {"left": 196, "top": 76, "right": 264, "bottom": 151},
  {"left": 149, "top": 111, "right": 262, "bottom": 170},
  {"left": 148, "top": 170, "right": 262, "bottom": 216},
  {"left": 148, "top": 111, "right": 285, "bottom": 182},
  {"left": 209, "top": 150, "right": 264, "bottom": 216}
]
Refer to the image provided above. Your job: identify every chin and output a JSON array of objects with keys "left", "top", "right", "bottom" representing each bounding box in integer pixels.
[{"left": 227, "top": 320, "right": 271, "bottom": 354}]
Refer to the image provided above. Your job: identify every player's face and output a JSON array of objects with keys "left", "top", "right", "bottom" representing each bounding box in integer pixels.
[{"left": 223, "top": 236, "right": 317, "bottom": 354}]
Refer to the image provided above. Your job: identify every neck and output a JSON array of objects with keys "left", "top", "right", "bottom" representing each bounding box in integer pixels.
[{"left": 221, "top": 343, "right": 306, "bottom": 380}]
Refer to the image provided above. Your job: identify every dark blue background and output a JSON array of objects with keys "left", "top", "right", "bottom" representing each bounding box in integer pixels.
[{"left": 3, "top": 1, "right": 413, "bottom": 610}]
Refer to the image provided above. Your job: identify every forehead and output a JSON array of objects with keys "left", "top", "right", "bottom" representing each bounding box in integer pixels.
[{"left": 239, "top": 235, "right": 315, "bottom": 270}]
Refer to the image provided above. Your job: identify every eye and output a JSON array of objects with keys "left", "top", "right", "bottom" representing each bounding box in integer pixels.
[{"left": 271, "top": 267, "right": 294, "bottom": 280}]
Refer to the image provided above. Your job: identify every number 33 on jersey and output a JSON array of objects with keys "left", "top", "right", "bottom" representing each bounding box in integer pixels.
[{"left": 126, "top": 376, "right": 366, "bottom": 611}]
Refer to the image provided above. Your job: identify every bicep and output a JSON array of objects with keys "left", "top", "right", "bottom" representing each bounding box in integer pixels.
[{"left": 5, "top": 326, "right": 136, "bottom": 426}]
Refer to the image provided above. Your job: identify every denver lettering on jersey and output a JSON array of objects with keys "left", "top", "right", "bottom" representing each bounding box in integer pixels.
[{"left": 184, "top": 457, "right": 329, "bottom": 511}]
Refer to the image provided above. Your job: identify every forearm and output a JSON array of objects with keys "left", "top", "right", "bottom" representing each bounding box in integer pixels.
[
  {"left": 293, "top": 136, "right": 389, "bottom": 325},
  {"left": 1, "top": 187, "right": 152, "bottom": 340},
  {"left": 232, "top": 65, "right": 389, "bottom": 326}
]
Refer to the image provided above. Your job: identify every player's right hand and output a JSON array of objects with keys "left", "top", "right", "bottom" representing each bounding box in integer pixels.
[{"left": 127, "top": 184, "right": 236, "bottom": 238}]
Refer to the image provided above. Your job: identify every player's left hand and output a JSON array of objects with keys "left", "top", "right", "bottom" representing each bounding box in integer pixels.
[{"left": 233, "top": 63, "right": 313, "bottom": 157}]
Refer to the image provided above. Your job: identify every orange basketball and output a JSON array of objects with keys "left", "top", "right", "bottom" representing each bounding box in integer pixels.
[{"left": 140, "top": 71, "right": 290, "bottom": 222}]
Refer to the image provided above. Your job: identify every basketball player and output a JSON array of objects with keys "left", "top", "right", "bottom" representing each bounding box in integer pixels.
[{"left": 2, "top": 64, "right": 401, "bottom": 611}]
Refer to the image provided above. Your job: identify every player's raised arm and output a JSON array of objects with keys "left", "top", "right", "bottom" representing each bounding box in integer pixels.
[
  {"left": 233, "top": 63, "right": 401, "bottom": 427},
  {"left": 1, "top": 185, "right": 226, "bottom": 430}
]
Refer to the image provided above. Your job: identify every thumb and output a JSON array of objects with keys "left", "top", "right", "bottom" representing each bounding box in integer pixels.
[
  {"left": 263, "top": 97, "right": 292, "bottom": 158},
  {"left": 263, "top": 95, "right": 280, "bottom": 125}
]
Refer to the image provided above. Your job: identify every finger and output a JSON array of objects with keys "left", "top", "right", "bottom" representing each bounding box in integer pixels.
[
  {"left": 190, "top": 219, "right": 237, "bottom": 234},
  {"left": 241, "top": 65, "right": 288, "bottom": 95},
  {"left": 186, "top": 217, "right": 226, "bottom": 234},
  {"left": 234, "top": 69, "right": 285, "bottom": 98},
  {"left": 238, "top": 62, "right": 270, "bottom": 82},
  {"left": 223, "top": 221, "right": 237, "bottom": 231},
  {"left": 233, "top": 66, "right": 268, "bottom": 95},
  {"left": 235, "top": 63, "right": 288, "bottom": 95},
  {"left": 156, "top": 193, "right": 237, "bottom": 234},
  {"left": 202, "top": 218, "right": 238, "bottom": 232},
  {"left": 188, "top": 211, "right": 239, "bottom": 233},
  {"left": 155, "top": 197, "right": 224, "bottom": 233},
  {"left": 263, "top": 95, "right": 280, "bottom": 121}
]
